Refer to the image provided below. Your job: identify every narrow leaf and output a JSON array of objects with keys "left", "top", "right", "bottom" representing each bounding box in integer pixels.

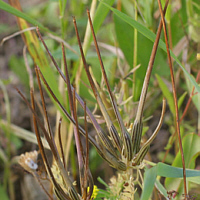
[
  {"left": 142, "top": 162, "right": 200, "bottom": 200},
  {"left": 101, "top": 1, "right": 200, "bottom": 93},
  {"left": 178, "top": 91, "right": 187, "bottom": 110},
  {"left": 0, "top": 185, "right": 9, "bottom": 200},
  {"left": 0, "top": 0, "right": 51, "bottom": 33},
  {"left": 141, "top": 166, "right": 157, "bottom": 200},
  {"left": 157, "top": 162, "right": 200, "bottom": 178},
  {"left": 165, "top": 133, "right": 200, "bottom": 195},
  {"left": 156, "top": 74, "right": 175, "bottom": 116},
  {"left": 114, "top": 14, "right": 134, "bottom": 68},
  {"left": 155, "top": 179, "right": 168, "bottom": 198}
]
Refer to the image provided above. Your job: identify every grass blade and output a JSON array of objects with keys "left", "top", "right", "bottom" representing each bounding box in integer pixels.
[
  {"left": 156, "top": 74, "right": 175, "bottom": 116},
  {"left": 141, "top": 166, "right": 157, "bottom": 200},
  {"left": 101, "top": 1, "right": 200, "bottom": 94},
  {"left": 0, "top": 0, "right": 51, "bottom": 33}
]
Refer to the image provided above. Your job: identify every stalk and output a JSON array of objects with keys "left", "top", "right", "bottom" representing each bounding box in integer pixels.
[
  {"left": 157, "top": 0, "right": 187, "bottom": 198},
  {"left": 133, "top": 0, "right": 138, "bottom": 101}
]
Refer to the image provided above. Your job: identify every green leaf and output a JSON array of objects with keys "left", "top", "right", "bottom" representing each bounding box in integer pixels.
[
  {"left": 165, "top": 133, "right": 200, "bottom": 195},
  {"left": 0, "top": 1, "right": 63, "bottom": 105},
  {"left": 187, "top": 176, "right": 200, "bottom": 185},
  {"left": 157, "top": 162, "right": 200, "bottom": 178},
  {"left": 143, "top": 0, "right": 153, "bottom": 28},
  {"left": 0, "top": 185, "right": 9, "bottom": 200},
  {"left": 100, "top": 1, "right": 200, "bottom": 93},
  {"left": 155, "top": 179, "right": 168, "bottom": 198},
  {"left": 83, "top": 0, "right": 115, "bottom": 53},
  {"left": 8, "top": 55, "right": 29, "bottom": 88},
  {"left": 185, "top": 76, "right": 200, "bottom": 112},
  {"left": 141, "top": 166, "right": 157, "bottom": 200},
  {"left": 141, "top": 162, "right": 200, "bottom": 200},
  {"left": 156, "top": 74, "right": 175, "bottom": 116},
  {"left": 174, "top": 133, "right": 200, "bottom": 167},
  {"left": 178, "top": 91, "right": 187, "bottom": 110},
  {"left": 97, "top": 177, "right": 109, "bottom": 188},
  {"left": 114, "top": 14, "right": 134, "bottom": 68},
  {"left": 0, "top": 0, "right": 51, "bottom": 33},
  {"left": 10, "top": 133, "right": 23, "bottom": 149},
  {"left": 142, "top": 126, "right": 149, "bottom": 136},
  {"left": 93, "top": 0, "right": 115, "bottom": 32}
]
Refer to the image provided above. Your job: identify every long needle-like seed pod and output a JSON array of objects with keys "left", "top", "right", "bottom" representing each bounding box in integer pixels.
[
  {"left": 131, "top": 0, "right": 169, "bottom": 154},
  {"left": 36, "top": 27, "right": 118, "bottom": 157},
  {"left": 132, "top": 99, "right": 166, "bottom": 166},
  {"left": 73, "top": 17, "right": 123, "bottom": 154},
  {"left": 87, "top": 10, "right": 133, "bottom": 161}
]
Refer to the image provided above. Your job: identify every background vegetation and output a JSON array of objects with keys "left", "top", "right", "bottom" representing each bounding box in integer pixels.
[{"left": 0, "top": 0, "right": 200, "bottom": 199}]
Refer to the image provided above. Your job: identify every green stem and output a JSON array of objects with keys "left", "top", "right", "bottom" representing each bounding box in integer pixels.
[
  {"left": 58, "top": 0, "right": 68, "bottom": 38},
  {"left": 133, "top": 0, "right": 138, "bottom": 101},
  {"left": 55, "top": 0, "right": 70, "bottom": 158}
]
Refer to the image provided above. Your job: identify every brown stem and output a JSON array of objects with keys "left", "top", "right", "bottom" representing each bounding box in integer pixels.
[
  {"left": 131, "top": 0, "right": 169, "bottom": 154},
  {"left": 157, "top": 0, "right": 187, "bottom": 198},
  {"left": 87, "top": 9, "right": 133, "bottom": 161},
  {"left": 134, "top": 0, "right": 169, "bottom": 123},
  {"left": 23, "top": 88, "right": 70, "bottom": 199},
  {"left": 36, "top": 28, "right": 117, "bottom": 156},
  {"left": 162, "top": 71, "right": 200, "bottom": 163},
  {"left": 58, "top": 118, "right": 67, "bottom": 170},
  {"left": 72, "top": 88, "right": 85, "bottom": 194},
  {"left": 73, "top": 16, "right": 122, "bottom": 153},
  {"left": 180, "top": 71, "right": 200, "bottom": 122}
]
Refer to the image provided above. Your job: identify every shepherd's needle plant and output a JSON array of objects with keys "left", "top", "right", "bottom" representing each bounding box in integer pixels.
[
  {"left": 16, "top": 8, "right": 167, "bottom": 199},
  {"left": 16, "top": 1, "right": 191, "bottom": 199}
]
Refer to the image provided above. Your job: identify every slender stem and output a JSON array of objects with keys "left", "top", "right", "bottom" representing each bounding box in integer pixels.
[
  {"left": 117, "top": 0, "right": 121, "bottom": 10},
  {"left": 87, "top": 10, "right": 133, "bottom": 161},
  {"left": 58, "top": 0, "right": 67, "bottom": 38},
  {"left": 83, "top": 102, "right": 89, "bottom": 199},
  {"left": 29, "top": 71, "right": 79, "bottom": 199},
  {"left": 73, "top": 16, "right": 122, "bottom": 153},
  {"left": 72, "top": 88, "right": 85, "bottom": 194},
  {"left": 58, "top": 118, "right": 67, "bottom": 170},
  {"left": 162, "top": 72, "right": 200, "bottom": 162},
  {"left": 35, "top": 66, "right": 54, "bottom": 140},
  {"left": 133, "top": 99, "right": 166, "bottom": 165},
  {"left": 134, "top": 0, "right": 169, "bottom": 123},
  {"left": 29, "top": 89, "right": 70, "bottom": 200},
  {"left": 36, "top": 67, "right": 99, "bottom": 150},
  {"left": 133, "top": 0, "right": 138, "bottom": 101},
  {"left": 75, "top": 0, "right": 97, "bottom": 93},
  {"left": 131, "top": 1, "right": 169, "bottom": 154},
  {"left": 157, "top": 0, "right": 187, "bottom": 198},
  {"left": 180, "top": 71, "right": 200, "bottom": 122},
  {"left": 37, "top": 67, "right": 124, "bottom": 171}
]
